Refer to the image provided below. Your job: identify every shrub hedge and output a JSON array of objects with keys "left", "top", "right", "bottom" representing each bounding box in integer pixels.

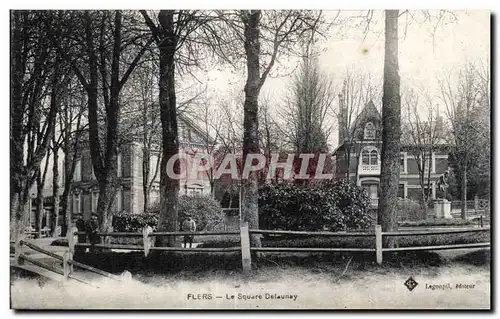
[
  {"left": 112, "top": 195, "right": 223, "bottom": 232},
  {"left": 258, "top": 179, "right": 372, "bottom": 232}
]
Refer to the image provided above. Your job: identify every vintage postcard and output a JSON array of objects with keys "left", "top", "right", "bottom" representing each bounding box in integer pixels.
[{"left": 9, "top": 9, "right": 490, "bottom": 310}]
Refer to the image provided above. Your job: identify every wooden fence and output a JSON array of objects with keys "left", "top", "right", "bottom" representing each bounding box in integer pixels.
[
  {"left": 451, "top": 196, "right": 490, "bottom": 216},
  {"left": 12, "top": 224, "right": 490, "bottom": 279},
  {"left": 67, "top": 223, "right": 490, "bottom": 273},
  {"left": 11, "top": 229, "right": 122, "bottom": 285}
]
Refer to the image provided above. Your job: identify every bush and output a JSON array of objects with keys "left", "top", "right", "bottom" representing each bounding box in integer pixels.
[
  {"left": 112, "top": 211, "right": 158, "bottom": 232},
  {"left": 396, "top": 198, "right": 424, "bottom": 221},
  {"left": 259, "top": 179, "right": 372, "bottom": 232},
  {"left": 112, "top": 195, "right": 223, "bottom": 232},
  {"left": 399, "top": 219, "right": 474, "bottom": 227},
  {"left": 178, "top": 195, "right": 224, "bottom": 231}
]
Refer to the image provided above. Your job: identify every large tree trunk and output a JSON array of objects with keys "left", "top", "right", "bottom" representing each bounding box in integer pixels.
[
  {"left": 61, "top": 191, "right": 71, "bottom": 234},
  {"left": 35, "top": 171, "right": 44, "bottom": 237},
  {"left": 52, "top": 145, "right": 60, "bottom": 237},
  {"left": 157, "top": 10, "right": 180, "bottom": 247},
  {"left": 419, "top": 168, "right": 427, "bottom": 219},
  {"left": 82, "top": 11, "right": 119, "bottom": 232},
  {"left": 10, "top": 11, "right": 60, "bottom": 238},
  {"left": 378, "top": 10, "right": 401, "bottom": 247},
  {"left": 10, "top": 12, "right": 27, "bottom": 239},
  {"left": 143, "top": 147, "right": 150, "bottom": 212},
  {"left": 241, "top": 10, "right": 262, "bottom": 248},
  {"left": 97, "top": 179, "right": 117, "bottom": 233},
  {"left": 62, "top": 143, "right": 78, "bottom": 235},
  {"left": 10, "top": 192, "right": 21, "bottom": 240}
]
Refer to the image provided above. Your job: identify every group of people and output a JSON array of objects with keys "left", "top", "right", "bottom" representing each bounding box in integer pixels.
[
  {"left": 74, "top": 213, "right": 197, "bottom": 252},
  {"left": 75, "top": 213, "right": 100, "bottom": 253}
]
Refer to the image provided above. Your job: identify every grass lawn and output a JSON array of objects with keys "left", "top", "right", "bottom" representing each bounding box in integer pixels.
[
  {"left": 51, "top": 228, "right": 490, "bottom": 256},
  {"left": 10, "top": 249, "right": 490, "bottom": 309},
  {"left": 199, "top": 231, "right": 490, "bottom": 249},
  {"left": 398, "top": 219, "right": 475, "bottom": 227}
]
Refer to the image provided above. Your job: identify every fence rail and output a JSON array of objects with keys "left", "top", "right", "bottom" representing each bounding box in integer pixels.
[
  {"left": 383, "top": 242, "right": 491, "bottom": 252},
  {"left": 12, "top": 230, "right": 118, "bottom": 285},
  {"left": 251, "top": 247, "right": 376, "bottom": 253},
  {"left": 248, "top": 225, "right": 490, "bottom": 268},
  {"left": 250, "top": 229, "right": 374, "bottom": 237},
  {"left": 19, "top": 222, "right": 489, "bottom": 277},
  {"left": 383, "top": 227, "right": 490, "bottom": 237}
]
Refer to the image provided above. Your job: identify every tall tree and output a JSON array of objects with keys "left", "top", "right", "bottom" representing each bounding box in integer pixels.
[
  {"left": 141, "top": 10, "right": 217, "bottom": 247},
  {"left": 402, "top": 88, "right": 444, "bottom": 217},
  {"left": 280, "top": 50, "right": 334, "bottom": 183},
  {"left": 54, "top": 77, "right": 87, "bottom": 236},
  {"left": 217, "top": 10, "right": 326, "bottom": 246},
  {"left": 281, "top": 52, "right": 334, "bottom": 154},
  {"left": 10, "top": 11, "right": 66, "bottom": 238},
  {"left": 439, "top": 61, "right": 490, "bottom": 219},
  {"left": 71, "top": 11, "right": 152, "bottom": 231},
  {"left": 378, "top": 10, "right": 401, "bottom": 240}
]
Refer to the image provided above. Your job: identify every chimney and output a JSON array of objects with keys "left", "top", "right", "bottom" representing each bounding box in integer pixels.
[
  {"left": 435, "top": 104, "right": 443, "bottom": 138},
  {"left": 338, "top": 93, "right": 347, "bottom": 144}
]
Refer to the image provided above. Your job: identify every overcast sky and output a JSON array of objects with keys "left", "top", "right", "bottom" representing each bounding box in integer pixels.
[{"left": 192, "top": 10, "right": 489, "bottom": 148}]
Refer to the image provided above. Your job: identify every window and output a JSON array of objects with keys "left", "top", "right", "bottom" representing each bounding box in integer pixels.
[
  {"left": 362, "top": 150, "right": 370, "bottom": 165},
  {"left": 400, "top": 153, "right": 407, "bottom": 173},
  {"left": 91, "top": 192, "right": 98, "bottom": 212},
  {"left": 73, "top": 159, "right": 81, "bottom": 182},
  {"left": 421, "top": 152, "right": 435, "bottom": 173},
  {"left": 117, "top": 153, "right": 122, "bottom": 177},
  {"left": 73, "top": 193, "right": 81, "bottom": 215},
  {"left": 115, "top": 188, "right": 123, "bottom": 212},
  {"left": 361, "top": 148, "right": 378, "bottom": 165},
  {"left": 423, "top": 183, "right": 435, "bottom": 199},
  {"left": 370, "top": 150, "right": 378, "bottom": 165},
  {"left": 364, "top": 122, "right": 376, "bottom": 140},
  {"left": 91, "top": 165, "right": 96, "bottom": 180},
  {"left": 398, "top": 184, "right": 405, "bottom": 198}
]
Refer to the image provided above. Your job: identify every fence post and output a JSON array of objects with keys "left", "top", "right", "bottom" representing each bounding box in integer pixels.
[
  {"left": 474, "top": 195, "right": 479, "bottom": 213},
  {"left": 143, "top": 226, "right": 153, "bottom": 257},
  {"left": 240, "top": 222, "right": 252, "bottom": 273},
  {"left": 15, "top": 234, "right": 25, "bottom": 266},
  {"left": 375, "top": 225, "right": 382, "bottom": 265},
  {"left": 480, "top": 215, "right": 484, "bottom": 228},
  {"left": 68, "top": 226, "right": 78, "bottom": 256},
  {"left": 63, "top": 251, "right": 73, "bottom": 280}
]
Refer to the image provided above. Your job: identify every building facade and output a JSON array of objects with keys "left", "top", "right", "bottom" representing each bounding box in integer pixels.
[
  {"left": 67, "top": 115, "right": 214, "bottom": 221},
  {"left": 332, "top": 98, "right": 450, "bottom": 207}
]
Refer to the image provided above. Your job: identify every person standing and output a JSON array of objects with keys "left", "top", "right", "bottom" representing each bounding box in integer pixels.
[
  {"left": 85, "top": 213, "right": 100, "bottom": 253},
  {"left": 182, "top": 216, "right": 196, "bottom": 248},
  {"left": 75, "top": 214, "right": 86, "bottom": 255}
]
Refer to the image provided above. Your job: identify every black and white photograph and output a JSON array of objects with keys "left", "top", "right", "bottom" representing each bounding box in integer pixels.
[{"left": 8, "top": 7, "right": 491, "bottom": 310}]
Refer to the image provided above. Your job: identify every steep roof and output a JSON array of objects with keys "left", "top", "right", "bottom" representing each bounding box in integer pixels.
[{"left": 350, "top": 100, "right": 381, "bottom": 134}]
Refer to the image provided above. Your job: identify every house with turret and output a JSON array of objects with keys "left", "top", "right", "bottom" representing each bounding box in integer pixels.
[{"left": 332, "top": 95, "right": 450, "bottom": 208}]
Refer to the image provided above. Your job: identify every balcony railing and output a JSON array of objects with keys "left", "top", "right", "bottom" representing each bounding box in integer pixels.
[{"left": 359, "top": 164, "right": 381, "bottom": 175}]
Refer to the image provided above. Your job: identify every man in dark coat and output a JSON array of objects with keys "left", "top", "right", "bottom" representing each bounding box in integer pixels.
[
  {"left": 182, "top": 216, "right": 197, "bottom": 248},
  {"left": 85, "top": 213, "right": 100, "bottom": 253},
  {"left": 75, "top": 214, "right": 86, "bottom": 254}
]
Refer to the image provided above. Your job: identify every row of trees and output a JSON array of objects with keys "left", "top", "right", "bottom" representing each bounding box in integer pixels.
[
  {"left": 10, "top": 10, "right": 329, "bottom": 248},
  {"left": 10, "top": 10, "right": 489, "bottom": 250}
]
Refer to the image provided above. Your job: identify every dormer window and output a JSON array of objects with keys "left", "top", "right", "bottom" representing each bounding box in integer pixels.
[{"left": 364, "top": 122, "right": 376, "bottom": 140}]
